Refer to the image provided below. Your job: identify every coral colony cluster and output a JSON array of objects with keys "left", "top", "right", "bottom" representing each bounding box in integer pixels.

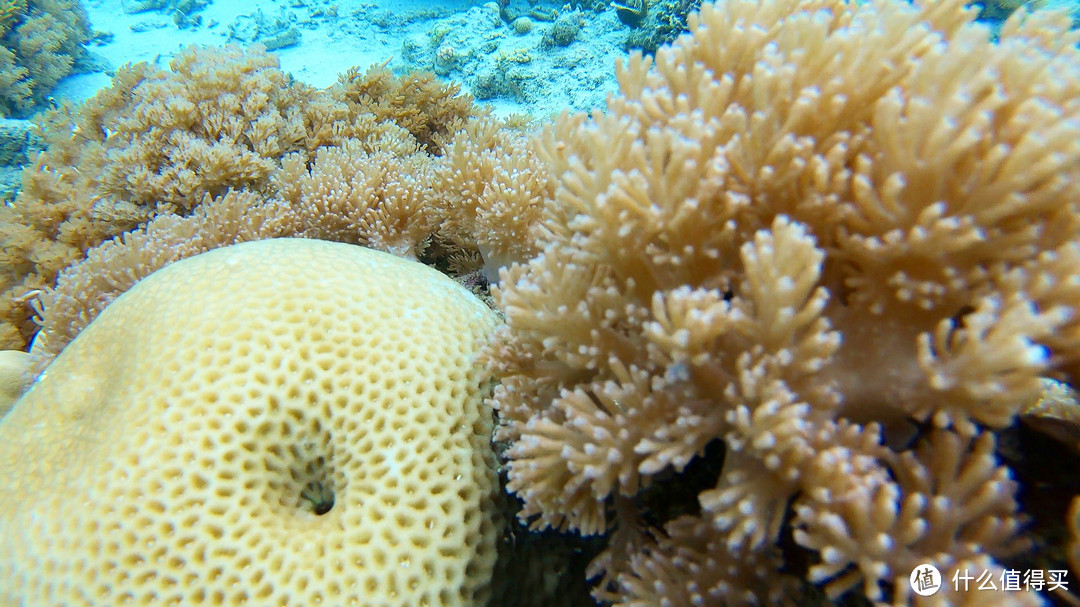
[
  {"left": 0, "top": 0, "right": 91, "bottom": 116},
  {"left": 488, "top": 0, "right": 1080, "bottom": 602},
  {"left": 2, "top": 239, "right": 504, "bottom": 605},
  {"left": 1, "top": 0, "right": 1080, "bottom": 604}
]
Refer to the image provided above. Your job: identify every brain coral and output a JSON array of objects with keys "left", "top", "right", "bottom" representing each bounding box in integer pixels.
[
  {"left": 0, "top": 238, "right": 502, "bottom": 605},
  {"left": 0, "top": 349, "right": 26, "bottom": 416}
]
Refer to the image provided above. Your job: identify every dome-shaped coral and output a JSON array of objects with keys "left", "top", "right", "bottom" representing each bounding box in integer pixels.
[{"left": 0, "top": 238, "right": 502, "bottom": 605}]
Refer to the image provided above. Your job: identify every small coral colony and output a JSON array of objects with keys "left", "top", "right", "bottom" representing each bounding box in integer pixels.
[{"left": 1, "top": 0, "right": 1080, "bottom": 604}]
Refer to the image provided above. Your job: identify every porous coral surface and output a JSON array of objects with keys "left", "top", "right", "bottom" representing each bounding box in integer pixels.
[{"left": 0, "top": 238, "right": 502, "bottom": 606}]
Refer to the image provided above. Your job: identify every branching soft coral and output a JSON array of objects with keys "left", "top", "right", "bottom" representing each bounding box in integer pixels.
[
  {"left": 26, "top": 190, "right": 299, "bottom": 379},
  {"left": 485, "top": 0, "right": 1080, "bottom": 603},
  {"left": 98, "top": 47, "right": 310, "bottom": 210},
  {"left": 274, "top": 129, "right": 438, "bottom": 259},
  {"left": 0, "top": 0, "right": 89, "bottom": 117},
  {"left": 794, "top": 428, "right": 1031, "bottom": 603},
  {"left": 0, "top": 45, "right": 316, "bottom": 350},
  {"left": 330, "top": 64, "right": 484, "bottom": 155},
  {"left": 433, "top": 116, "right": 552, "bottom": 276},
  {"left": 1, "top": 44, "right": 506, "bottom": 354},
  {"left": 22, "top": 118, "right": 508, "bottom": 374}
]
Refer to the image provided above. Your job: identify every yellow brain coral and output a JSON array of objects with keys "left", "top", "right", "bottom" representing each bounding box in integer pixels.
[{"left": 0, "top": 238, "right": 502, "bottom": 606}]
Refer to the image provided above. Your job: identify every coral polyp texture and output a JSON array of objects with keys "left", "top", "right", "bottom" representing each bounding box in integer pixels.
[
  {"left": 0, "top": 0, "right": 91, "bottom": 117},
  {"left": 486, "top": 0, "right": 1080, "bottom": 603},
  {"left": 0, "top": 238, "right": 502, "bottom": 605},
  {"left": 0, "top": 44, "right": 491, "bottom": 354}
]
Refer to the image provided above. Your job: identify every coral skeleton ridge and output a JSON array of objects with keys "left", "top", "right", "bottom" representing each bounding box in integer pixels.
[
  {"left": 0, "top": 238, "right": 502, "bottom": 606},
  {"left": 0, "top": 0, "right": 1079, "bottom": 603}
]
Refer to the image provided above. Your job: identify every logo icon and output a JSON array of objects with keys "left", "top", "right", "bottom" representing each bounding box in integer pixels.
[{"left": 910, "top": 564, "right": 942, "bottom": 596}]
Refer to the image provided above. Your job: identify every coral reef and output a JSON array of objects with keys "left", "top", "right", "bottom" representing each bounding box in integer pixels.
[
  {"left": 24, "top": 190, "right": 296, "bottom": 378},
  {"left": 2, "top": 95, "right": 573, "bottom": 607},
  {"left": 485, "top": 0, "right": 1080, "bottom": 603},
  {"left": 623, "top": 0, "right": 703, "bottom": 54},
  {"left": 0, "top": 348, "right": 25, "bottom": 414},
  {"left": 496, "top": 0, "right": 559, "bottom": 24},
  {"left": 400, "top": 3, "right": 620, "bottom": 109},
  {"left": 24, "top": 109, "right": 551, "bottom": 377},
  {"left": 0, "top": 44, "right": 313, "bottom": 350},
  {"left": 330, "top": 63, "right": 479, "bottom": 155},
  {"left": 227, "top": 7, "right": 301, "bottom": 50},
  {"left": 542, "top": 11, "right": 585, "bottom": 47},
  {"left": 432, "top": 116, "right": 551, "bottom": 274},
  {"left": 569, "top": 0, "right": 607, "bottom": 11},
  {"left": 0, "top": 44, "right": 486, "bottom": 354},
  {"left": 0, "top": 117, "right": 37, "bottom": 166},
  {"left": 0, "top": 0, "right": 92, "bottom": 117},
  {"left": 0, "top": 238, "right": 503, "bottom": 605},
  {"left": 4, "top": 0, "right": 1080, "bottom": 603},
  {"left": 0, "top": 0, "right": 22, "bottom": 37},
  {"left": 511, "top": 15, "right": 535, "bottom": 34},
  {"left": 275, "top": 131, "right": 438, "bottom": 259}
]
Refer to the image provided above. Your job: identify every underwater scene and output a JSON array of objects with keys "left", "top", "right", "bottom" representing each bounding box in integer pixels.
[{"left": 1, "top": 0, "right": 1080, "bottom": 604}]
